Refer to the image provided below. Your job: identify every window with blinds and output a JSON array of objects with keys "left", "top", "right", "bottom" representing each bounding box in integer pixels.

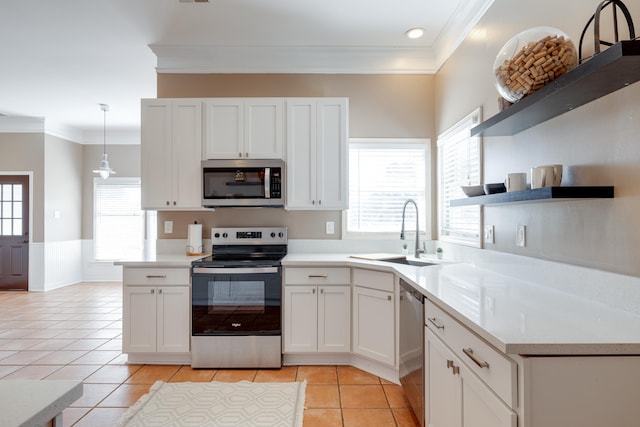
[
  {"left": 347, "top": 139, "right": 429, "bottom": 235},
  {"left": 438, "top": 108, "right": 482, "bottom": 247},
  {"left": 94, "top": 178, "right": 154, "bottom": 261}
]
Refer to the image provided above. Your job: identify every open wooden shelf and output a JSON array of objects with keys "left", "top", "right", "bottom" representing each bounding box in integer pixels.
[
  {"left": 471, "top": 40, "right": 640, "bottom": 137},
  {"left": 450, "top": 186, "right": 614, "bottom": 207}
]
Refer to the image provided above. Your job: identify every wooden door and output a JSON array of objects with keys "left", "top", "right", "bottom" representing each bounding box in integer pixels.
[{"left": 0, "top": 175, "right": 29, "bottom": 291}]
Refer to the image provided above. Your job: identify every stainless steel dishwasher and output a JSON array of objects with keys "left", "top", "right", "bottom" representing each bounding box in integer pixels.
[{"left": 399, "top": 278, "right": 425, "bottom": 426}]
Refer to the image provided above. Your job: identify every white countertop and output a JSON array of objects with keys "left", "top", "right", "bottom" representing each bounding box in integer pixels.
[
  {"left": 0, "top": 380, "right": 82, "bottom": 427},
  {"left": 282, "top": 253, "right": 640, "bottom": 356},
  {"left": 114, "top": 253, "right": 210, "bottom": 268}
]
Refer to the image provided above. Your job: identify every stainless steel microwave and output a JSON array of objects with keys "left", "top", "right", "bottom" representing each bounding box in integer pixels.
[{"left": 202, "top": 159, "right": 285, "bottom": 208}]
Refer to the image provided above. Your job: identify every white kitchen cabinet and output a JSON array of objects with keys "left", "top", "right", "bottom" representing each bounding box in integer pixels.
[
  {"left": 122, "top": 267, "right": 190, "bottom": 354},
  {"left": 203, "top": 98, "right": 284, "bottom": 159},
  {"left": 283, "top": 267, "right": 351, "bottom": 353},
  {"left": 425, "top": 327, "right": 517, "bottom": 427},
  {"left": 351, "top": 268, "right": 395, "bottom": 366},
  {"left": 286, "top": 98, "right": 348, "bottom": 210},
  {"left": 141, "top": 98, "right": 202, "bottom": 209}
]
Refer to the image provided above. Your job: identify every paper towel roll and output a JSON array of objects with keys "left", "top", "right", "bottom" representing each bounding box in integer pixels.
[{"left": 187, "top": 223, "right": 203, "bottom": 255}]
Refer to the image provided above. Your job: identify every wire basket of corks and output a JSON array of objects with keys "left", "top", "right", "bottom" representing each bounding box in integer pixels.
[{"left": 494, "top": 27, "right": 578, "bottom": 103}]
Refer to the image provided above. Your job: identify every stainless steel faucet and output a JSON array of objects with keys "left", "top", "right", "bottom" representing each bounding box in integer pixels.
[{"left": 400, "top": 199, "right": 423, "bottom": 259}]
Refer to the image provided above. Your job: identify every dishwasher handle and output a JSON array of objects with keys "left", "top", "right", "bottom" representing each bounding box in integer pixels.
[{"left": 399, "top": 278, "right": 424, "bottom": 303}]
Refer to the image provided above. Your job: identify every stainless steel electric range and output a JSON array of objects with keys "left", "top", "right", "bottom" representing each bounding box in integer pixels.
[{"left": 190, "top": 227, "right": 287, "bottom": 368}]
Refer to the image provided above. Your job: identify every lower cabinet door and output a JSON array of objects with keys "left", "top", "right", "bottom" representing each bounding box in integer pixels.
[
  {"left": 352, "top": 286, "right": 394, "bottom": 365},
  {"left": 426, "top": 327, "right": 462, "bottom": 427},
  {"left": 318, "top": 285, "right": 351, "bottom": 352},
  {"left": 123, "top": 286, "right": 157, "bottom": 353},
  {"left": 284, "top": 286, "right": 318, "bottom": 352},
  {"left": 156, "top": 286, "right": 190, "bottom": 353},
  {"left": 461, "top": 362, "right": 517, "bottom": 427}
]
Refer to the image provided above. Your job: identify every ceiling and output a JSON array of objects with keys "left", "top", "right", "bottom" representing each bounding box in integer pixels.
[{"left": 0, "top": 0, "right": 492, "bottom": 142}]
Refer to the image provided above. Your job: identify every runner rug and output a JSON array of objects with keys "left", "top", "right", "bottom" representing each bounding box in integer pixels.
[{"left": 116, "top": 380, "right": 306, "bottom": 427}]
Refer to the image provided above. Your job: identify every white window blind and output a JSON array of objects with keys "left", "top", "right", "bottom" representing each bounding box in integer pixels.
[
  {"left": 438, "top": 108, "right": 482, "bottom": 247},
  {"left": 94, "top": 178, "right": 150, "bottom": 261},
  {"left": 347, "top": 139, "right": 429, "bottom": 234}
]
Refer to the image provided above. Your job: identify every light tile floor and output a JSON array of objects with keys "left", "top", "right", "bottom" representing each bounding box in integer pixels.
[{"left": 0, "top": 282, "right": 419, "bottom": 427}]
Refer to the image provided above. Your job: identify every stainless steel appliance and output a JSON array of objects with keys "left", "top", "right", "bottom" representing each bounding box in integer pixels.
[
  {"left": 202, "top": 159, "right": 284, "bottom": 208},
  {"left": 399, "top": 277, "right": 425, "bottom": 426},
  {"left": 190, "top": 227, "right": 287, "bottom": 368}
]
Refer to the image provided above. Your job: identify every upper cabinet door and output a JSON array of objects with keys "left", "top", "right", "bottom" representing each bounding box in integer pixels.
[
  {"left": 286, "top": 99, "right": 317, "bottom": 209},
  {"left": 316, "top": 98, "right": 348, "bottom": 210},
  {"left": 141, "top": 98, "right": 202, "bottom": 210},
  {"left": 285, "top": 98, "right": 348, "bottom": 210},
  {"left": 244, "top": 99, "right": 284, "bottom": 159},
  {"left": 203, "top": 98, "right": 284, "bottom": 159},
  {"left": 141, "top": 99, "right": 173, "bottom": 209},
  {"left": 203, "top": 99, "right": 244, "bottom": 159}
]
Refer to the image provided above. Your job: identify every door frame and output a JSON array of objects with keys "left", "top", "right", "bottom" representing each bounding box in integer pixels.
[{"left": 0, "top": 172, "right": 34, "bottom": 291}]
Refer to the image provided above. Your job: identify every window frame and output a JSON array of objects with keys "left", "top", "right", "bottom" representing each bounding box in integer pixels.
[
  {"left": 437, "top": 108, "right": 483, "bottom": 247},
  {"left": 343, "top": 137, "right": 432, "bottom": 240}
]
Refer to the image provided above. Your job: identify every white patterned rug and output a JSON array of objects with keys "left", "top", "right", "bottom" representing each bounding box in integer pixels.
[{"left": 116, "top": 380, "right": 306, "bottom": 427}]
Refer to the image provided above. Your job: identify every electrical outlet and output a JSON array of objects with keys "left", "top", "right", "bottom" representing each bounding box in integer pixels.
[
  {"left": 484, "top": 225, "right": 494, "bottom": 244},
  {"left": 325, "top": 221, "right": 335, "bottom": 234},
  {"left": 516, "top": 225, "right": 526, "bottom": 247}
]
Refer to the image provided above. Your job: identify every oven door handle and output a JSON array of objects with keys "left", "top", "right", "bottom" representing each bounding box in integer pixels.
[{"left": 193, "top": 267, "right": 279, "bottom": 274}]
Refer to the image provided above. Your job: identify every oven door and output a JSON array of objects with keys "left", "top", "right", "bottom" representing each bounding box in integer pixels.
[{"left": 191, "top": 266, "right": 281, "bottom": 336}]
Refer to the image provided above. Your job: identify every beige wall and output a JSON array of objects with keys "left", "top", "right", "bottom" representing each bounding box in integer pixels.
[
  {"left": 436, "top": 0, "right": 640, "bottom": 276},
  {"left": 81, "top": 144, "right": 141, "bottom": 239},
  {"left": 157, "top": 74, "right": 436, "bottom": 239},
  {"left": 0, "top": 133, "right": 45, "bottom": 242},
  {"left": 44, "top": 134, "right": 83, "bottom": 242}
]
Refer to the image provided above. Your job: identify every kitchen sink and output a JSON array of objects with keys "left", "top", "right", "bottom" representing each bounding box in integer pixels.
[{"left": 380, "top": 258, "right": 436, "bottom": 267}]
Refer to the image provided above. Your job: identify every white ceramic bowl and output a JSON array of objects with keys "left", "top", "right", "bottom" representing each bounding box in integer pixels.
[{"left": 461, "top": 185, "right": 485, "bottom": 197}]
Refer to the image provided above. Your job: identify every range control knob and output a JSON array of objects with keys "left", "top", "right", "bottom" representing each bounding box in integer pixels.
[
  {"left": 278, "top": 232, "right": 284, "bottom": 238},
  {"left": 222, "top": 233, "right": 228, "bottom": 238},
  {"left": 214, "top": 233, "right": 220, "bottom": 238},
  {"left": 270, "top": 232, "right": 276, "bottom": 238}
]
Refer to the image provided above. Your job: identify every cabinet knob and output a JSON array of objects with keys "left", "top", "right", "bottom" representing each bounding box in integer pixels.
[
  {"left": 312, "top": 288, "right": 316, "bottom": 294},
  {"left": 158, "top": 289, "right": 163, "bottom": 294},
  {"left": 452, "top": 365, "right": 460, "bottom": 375},
  {"left": 245, "top": 152, "right": 249, "bottom": 158},
  {"left": 173, "top": 201, "right": 177, "bottom": 206},
  {"left": 239, "top": 152, "right": 242, "bottom": 158},
  {"left": 318, "top": 200, "right": 322, "bottom": 205},
  {"left": 312, "top": 200, "right": 316, "bottom": 205},
  {"left": 150, "top": 289, "right": 155, "bottom": 294},
  {"left": 320, "top": 288, "right": 324, "bottom": 294},
  {"left": 166, "top": 201, "right": 170, "bottom": 206},
  {"left": 387, "top": 295, "right": 392, "bottom": 301},
  {"left": 447, "top": 359, "right": 454, "bottom": 369}
]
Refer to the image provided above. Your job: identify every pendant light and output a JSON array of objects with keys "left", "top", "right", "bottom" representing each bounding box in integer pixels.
[{"left": 93, "top": 103, "right": 116, "bottom": 179}]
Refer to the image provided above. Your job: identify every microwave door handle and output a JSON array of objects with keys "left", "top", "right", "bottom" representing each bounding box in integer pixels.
[{"left": 264, "top": 167, "right": 271, "bottom": 199}]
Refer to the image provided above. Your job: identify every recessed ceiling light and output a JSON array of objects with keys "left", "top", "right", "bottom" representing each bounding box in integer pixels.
[{"left": 406, "top": 28, "right": 425, "bottom": 39}]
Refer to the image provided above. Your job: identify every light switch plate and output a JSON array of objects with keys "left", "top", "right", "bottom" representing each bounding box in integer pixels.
[
  {"left": 484, "top": 225, "right": 494, "bottom": 244},
  {"left": 516, "top": 225, "right": 526, "bottom": 247},
  {"left": 164, "top": 221, "right": 173, "bottom": 234},
  {"left": 325, "top": 221, "right": 335, "bottom": 234}
]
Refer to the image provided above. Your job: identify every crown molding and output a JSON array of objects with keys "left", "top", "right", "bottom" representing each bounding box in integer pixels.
[
  {"left": 150, "top": 44, "right": 438, "bottom": 74},
  {"left": 432, "top": 0, "right": 495, "bottom": 71},
  {"left": 150, "top": 0, "right": 494, "bottom": 75}
]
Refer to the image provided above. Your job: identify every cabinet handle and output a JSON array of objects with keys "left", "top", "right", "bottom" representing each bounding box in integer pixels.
[
  {"left": 452, "top": 365, "right": 460, "bottom": 375},
  {"left": 150, "top": 289, "right": 155, "bottom": 294},
  {"left": 463, "top": 348, "right": 490, "bottom": 369},
  {"left": 308, "top": 275, "right": 328, "bottom": 278},
  {"left": 428, "top": 317, "right": 445, "bottom": 330},
  {"left": 320, "top": 288, "right": 324, "bottom": 294},
  {"left": 173, "top": 201, "right": 177, "bottom": 206},
  {"left": 146, "top": 275, "right": 167, "bottom": 279},
  {"left": 387, "top": 295, "right": 392, "bottom": 301},
  {"left": 446, "top": 359, "right": 454, "bottom": 369},
  {"left": 238, "top": 152, "right": 242, "bottom": 158},
  {"left": 166, "top": 201, "right": 170, "bottom": 206},
  {"left": 245, "top": 152, "right": 249, "bottom": 158},
  {"left": 312, "top": 200, "right": 316, "bottom": 205},
  {"left": 312, "top": 288, "right": 316, "bottom": 294}
]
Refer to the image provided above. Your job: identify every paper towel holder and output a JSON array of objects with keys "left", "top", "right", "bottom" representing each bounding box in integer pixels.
[{"left": 186, "top": 221, "right": 205, "bottom": 256}]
